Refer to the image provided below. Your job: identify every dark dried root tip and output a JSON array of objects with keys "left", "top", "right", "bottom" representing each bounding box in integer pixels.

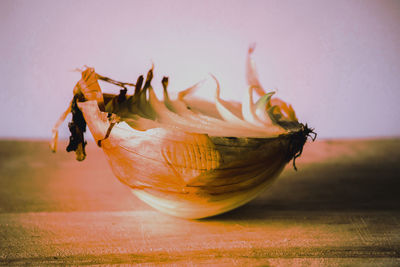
[
  {"left": 97, "top": 122, "right": 117, "bottom": 148},
  {"left": 144, "top": 67, "right": 154, "bottom": 89},
  {"left": 66, "top": 94, "right": 87, "bottom": 161},
  {"left": 118, "top": 87, "right": 128, "bottom": 103},
  {"left": 96, "top": 74, "right": 135, "bottom": 88},
  {"left": 97, "top": 114, "right": 120, "bottom": 148},
  {"left": 287, "top": 123, "right": 317, "bottom": 171},
  {"left": 303, "top": 123, "right": 317, "bottom": 142},
  {"left": 134, "top": 75, "right": 144, "bottom": 96}
]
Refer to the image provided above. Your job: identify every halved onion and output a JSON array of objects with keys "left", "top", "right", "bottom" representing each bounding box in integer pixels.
[{"left": 51, "top": 48, "right": 315, "bottom": 219}]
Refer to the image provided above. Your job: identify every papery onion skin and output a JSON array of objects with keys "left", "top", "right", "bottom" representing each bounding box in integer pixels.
[
  {"left": 51, "top": 49, "right": 315, "bottom": 219},
  {"left": 78, "top": 100, "right": 297, "bottom": 218}
]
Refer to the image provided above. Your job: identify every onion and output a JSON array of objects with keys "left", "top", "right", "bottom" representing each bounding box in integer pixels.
[{"left": 51, "top": 48, "right": 316, "bottom": 219}]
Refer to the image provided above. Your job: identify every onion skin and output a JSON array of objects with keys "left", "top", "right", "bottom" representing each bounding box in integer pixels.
[
  {"left": 77, "top": 100, "right": 312, "bottom": 219},
  {"left": 51, "top": 49, "right": 315, "bottom": 219}
]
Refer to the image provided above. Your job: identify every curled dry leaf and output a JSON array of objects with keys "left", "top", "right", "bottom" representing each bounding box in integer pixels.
[{"left": 51, "top": 48, "right": 316, "bottom": 219}]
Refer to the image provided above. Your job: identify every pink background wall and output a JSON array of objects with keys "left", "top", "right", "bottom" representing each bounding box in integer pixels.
[{"left": 1, "top": 0, "right": 399, "bottom": 139}]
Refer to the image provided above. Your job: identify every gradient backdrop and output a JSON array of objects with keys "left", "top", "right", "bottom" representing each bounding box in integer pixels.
[{"left": 1, "top": 0, "right": 399, "bottom": 139}]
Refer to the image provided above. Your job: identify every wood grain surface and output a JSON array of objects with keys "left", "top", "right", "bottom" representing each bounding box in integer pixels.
[{"left": 1, "top": 138, "right": 399, "bottom": 265}]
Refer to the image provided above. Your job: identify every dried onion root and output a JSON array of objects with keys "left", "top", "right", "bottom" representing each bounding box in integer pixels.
[{"left": 51, "top": 47, "right": 316, "bottom": 218}]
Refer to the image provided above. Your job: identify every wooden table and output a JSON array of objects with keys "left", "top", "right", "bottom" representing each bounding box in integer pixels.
[{"left": 1, "top": 138, "right": 399, "bottom": 265}]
